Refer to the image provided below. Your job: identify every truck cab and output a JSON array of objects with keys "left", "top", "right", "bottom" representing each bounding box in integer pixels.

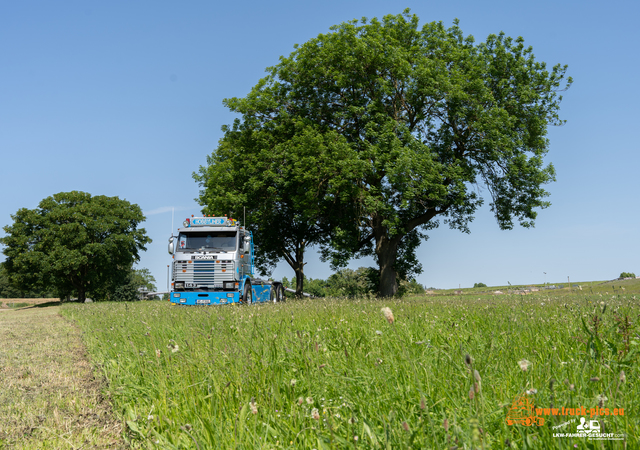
[{"left": 168, "top": 216, "right": 282, "bottom": 305}]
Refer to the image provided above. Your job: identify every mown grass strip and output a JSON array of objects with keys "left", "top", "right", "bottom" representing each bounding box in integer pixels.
[{"left": 0, "top": 306, "right": 125, "bottom": 449}]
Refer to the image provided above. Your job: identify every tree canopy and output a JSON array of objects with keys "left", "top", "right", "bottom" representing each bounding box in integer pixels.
[
  {"left": 198, "top": 10, "right": 571, "bottom": 296},
  {"left": 0, "top": 191, "right": 151, "bottom": 301}
]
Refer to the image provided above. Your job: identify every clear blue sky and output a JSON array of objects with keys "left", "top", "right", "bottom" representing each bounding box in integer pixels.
[{"left": 1, "top": 0, "right": 638, "bottom": 290}]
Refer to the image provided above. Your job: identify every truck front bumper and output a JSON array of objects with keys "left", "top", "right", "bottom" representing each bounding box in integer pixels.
[{"left": 170, "top": 291, "right": 241, "bottom": 305}]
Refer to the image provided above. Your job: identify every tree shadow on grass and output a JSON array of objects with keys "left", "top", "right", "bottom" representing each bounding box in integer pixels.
[{"left": 29, "top": 301, "right": 63, "bottom": 309}]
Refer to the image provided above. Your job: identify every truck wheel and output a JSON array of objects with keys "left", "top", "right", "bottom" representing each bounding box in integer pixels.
[
  {"left": 270, "top": 286, "right": 277, "bottom": 303},
  {"left": 243, "top": 282, "right": 253, "bottom": 305},
  {"left": 277, "top": 285, "right": 285, "bottom": 303}
]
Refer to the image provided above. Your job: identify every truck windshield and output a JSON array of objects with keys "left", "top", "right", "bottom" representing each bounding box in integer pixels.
[{"left": 178, "top": 231, "right": 237, "bottom": 252}]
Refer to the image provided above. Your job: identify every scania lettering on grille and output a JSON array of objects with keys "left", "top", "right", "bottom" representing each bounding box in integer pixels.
[{"left": 193, "top": 255, "right": 216, "bottom": 260}]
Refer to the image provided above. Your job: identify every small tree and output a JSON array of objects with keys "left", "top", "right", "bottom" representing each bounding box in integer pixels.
[
  {"left": 194, "top": 121, "right": 358, "bottom": 297},
  {"left": 1, "top": 191, "right": 151, "bottom": 301},
  {"left": 474, "top": 282, "right": 488, "bottom": 288},
  {"left": 619, "top": 272, "right": 636, "bottom": 279}
]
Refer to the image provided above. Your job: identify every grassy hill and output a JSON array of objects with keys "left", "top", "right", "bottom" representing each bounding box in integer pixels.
[{"left": 431, "top": 277, "right": 640, "bottom": 296}]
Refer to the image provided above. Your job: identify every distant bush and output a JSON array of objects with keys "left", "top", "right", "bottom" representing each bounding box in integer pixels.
[
  {"left": 474, "top": 282, "right": 487, "bottom": 288},
  {"left": 282, "top": 268, "right": 422, "bottom": 298},
  {"left": 399, "top": 279, "right": 426, "bottom": 296},
  {"left": 620, "top": 272, "right": 636, "bottom": 279}
]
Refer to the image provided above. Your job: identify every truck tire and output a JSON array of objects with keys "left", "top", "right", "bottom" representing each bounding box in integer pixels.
[
  {"left": 243, "top": 282, "right": 253, "bottom": 305},
  {"left": 270, "top": 286, "right": 277, "bottom": 303},
  {"left": 277, "top": 284, "right": 285, "bottom": 303}
]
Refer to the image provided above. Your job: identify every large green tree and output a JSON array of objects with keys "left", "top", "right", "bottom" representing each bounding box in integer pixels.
[
  {"left": 0, "top": 191, "right": 151, "bottom": 301},
  {"left": 211, "top": 10, "right": 571, "bottom": 296}
]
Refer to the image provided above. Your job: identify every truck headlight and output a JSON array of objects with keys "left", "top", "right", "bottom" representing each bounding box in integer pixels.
[{"left": 223, "top": 281, "right": 235, "bottom": 290}]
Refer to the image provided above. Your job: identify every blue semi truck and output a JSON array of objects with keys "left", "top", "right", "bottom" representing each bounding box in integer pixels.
[{"left": 168, "top": 215, "right": 284, "bottom": 305}]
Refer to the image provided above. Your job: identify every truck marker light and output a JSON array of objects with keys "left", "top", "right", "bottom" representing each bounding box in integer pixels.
[
  {"left": 240, "top": 255, "right": 244, "bottom": 259},
  {"left": 182, "top": 269, "right": 186, "bottom": 272}
]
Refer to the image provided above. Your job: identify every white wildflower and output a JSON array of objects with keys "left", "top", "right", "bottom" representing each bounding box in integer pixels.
[{"left": 518, "top": 359, "right": 531, "bottom": 371}]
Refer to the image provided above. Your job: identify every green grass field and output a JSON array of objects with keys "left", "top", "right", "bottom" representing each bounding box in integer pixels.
[{"left": 61, "top": 291, "right": 639, "bottom": 449}]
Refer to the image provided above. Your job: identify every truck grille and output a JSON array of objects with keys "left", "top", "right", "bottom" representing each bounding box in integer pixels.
[{"left": 174, "top": 260, "right": 234, "bottom": 288}]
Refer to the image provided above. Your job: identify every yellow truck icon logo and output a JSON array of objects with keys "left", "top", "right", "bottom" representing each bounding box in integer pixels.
[{"left": 506, "top": 394, "right": 545, "bottom": 426}]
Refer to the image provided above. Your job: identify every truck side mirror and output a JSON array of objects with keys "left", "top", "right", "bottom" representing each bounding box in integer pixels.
[
  {"left": 168, "top": 237, "right": 174, "bottom": 255},
  {"left": 243, "top": 236, "right": 251, "bottom": 254}
]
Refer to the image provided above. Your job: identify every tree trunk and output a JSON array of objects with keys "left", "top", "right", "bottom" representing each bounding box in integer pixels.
[
  {"left": 373, "top": 216, "right": 401, "bottom": 297},
  {"left": 294, "top": 264, "right": 304, "bottom": 297},
  {"left": 282, "top": 242, "right": 306, "bottom": 298},
  {"left": 377, "top": 239, "right": 400, "bottom": 297}
]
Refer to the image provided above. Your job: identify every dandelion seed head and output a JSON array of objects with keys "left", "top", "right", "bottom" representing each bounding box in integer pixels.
[
  {"left": 597, "top": 394, "right": 608, "bottom": 407},
  {"left": 381, "top": 307, "right": 394, "bottom": 324},
  {"left": 518, "top": 359, "right": 531, "bottom": 371}
]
